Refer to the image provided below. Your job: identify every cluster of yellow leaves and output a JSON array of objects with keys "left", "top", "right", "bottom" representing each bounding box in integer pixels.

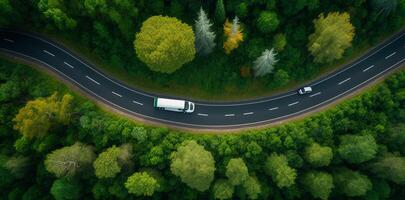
[
  {"left": 223, "top": 19, "right": 243, "bottom": 54},
  {"left": 13, "top": 93, "right": 73, "bottom": 138}
]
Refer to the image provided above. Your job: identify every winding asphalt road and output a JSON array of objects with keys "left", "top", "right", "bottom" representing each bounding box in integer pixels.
[{"left": 0, "top": 29, "right": 404, "bottom": 129}]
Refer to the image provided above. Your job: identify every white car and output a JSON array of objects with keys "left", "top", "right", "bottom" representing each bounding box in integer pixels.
[
  {"left": 153, "top": 97, "right": 195, "bottom": 113},
  {"left": 298, "top": 87, "right": 313, "bottom": 95}
]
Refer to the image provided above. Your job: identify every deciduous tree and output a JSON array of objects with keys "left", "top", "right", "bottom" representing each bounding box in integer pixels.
[
  {"left": 265, "top": 153, "right": 297, "bottom": 188},
  {"left": 308, "top": 12, "right": 355, "bottom": 63},
  {"left": 223, "top": 16, "right": 243, "bottom": 54},
  {"left": 370, "top": 153, "right": 405, "bottom": 184},
  {"left": 170, "top": 140, "right": 215, "bottom": 192},
  {"left": 125, "top": 172, "right": 159, "bottom": 196},
  {"left": 334, "top": 168, "right": 372, "bottom": 197},
  {"left": 134, "top": 16, "right": 195, "bottom": 73},
  {"left": 93, "top": 144, "right": 133, "bottom": 178},
  {"left": 243, "top": 176, "right": 262, "bottom": 200},
  {"left": 304, "top": 143, "right": 333, "bottom": 167},
  {"left": 301, "top": 171, "right": 334, "bottom": 200},
  {"left": 213, "top": 179, "right": 234, "bottom": 200},
  {"left": 338, "top": 134, "right": 377, "bottom": 164},
  {"left": 225, "top": 158, "right": 249, "bottom": 186},
  {"left": 44, "top": 142, "right": 95, "bottom": 177},
  {"left": 50, "top": 178, "right": 81, "bottom": 200}
]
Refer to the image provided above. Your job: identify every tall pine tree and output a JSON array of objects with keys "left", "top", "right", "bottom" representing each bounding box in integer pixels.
[
  {"left": 215, "top": 0, "right": 225, "bottom": 23},
  {"left": 253, "top": 48, "right": 278, "bottom": 77},
  {"left": 195, "top": 8, "right": 216, "bottom": 56}
]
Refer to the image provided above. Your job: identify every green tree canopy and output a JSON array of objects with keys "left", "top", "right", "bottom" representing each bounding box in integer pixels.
[
  {"left": 225, "top": 158, "right": 249, "bottom": 186},
  {"left": 301, "top": 171, "right": 334, "bottom": 200},
  {"left": 170, "top": 140, "right": 215, "bottom": 192},
  {"left": 44, "top": 142, "right": 95, "bottom": 177},
  {"left": 305, "top": 143, "right": 333, "bottom": 167},
  {"left": 213, "top": 179, "right": 234, "bottom": 200},
  {"left": 265, "top": 153, "right": 297, "bottom": 188},
  {"left": 308, "top": 12, "right": 355, "bottom": 63},
  {"left": 215, "top": 0, "right": 225, "bottom": 23},
  {"left": 334, "top": 168, "right": 372, "bottom": 197},
  {"left": 243, "top": 176, "right": 262, "bottom": 200},
  {"left": 134, "top": 16, "right": 196, "bottom": 73},
  {"left": 50, "top": 178, "right": 81, "bottom": 200},
  {"left": 370, "top": 153, "right": 405, "bottom": 184},
  {"left": 125, "top": 172, "right": 159, "bottom": 196},
  {"left": 257, "top": 11, "right": 279, "bottom": 33},
  {"left": 93, "top": 144, "right": 133, "bottom": 179},
  {"left": 13, "top": 93, "right": 73, "bottom": 138},
  {"left": 338, "top": 134, "right": 377, "bottom": 164}
]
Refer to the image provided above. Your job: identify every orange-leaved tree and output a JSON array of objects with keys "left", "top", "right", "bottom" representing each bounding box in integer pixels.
[{"left": 223, "top": 16, "right": 243, "bottom": 54}]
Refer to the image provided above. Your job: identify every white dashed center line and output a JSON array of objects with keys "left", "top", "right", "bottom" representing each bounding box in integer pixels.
[
  {"left": 86, "top": 76, "right": 100, "bottom": 85},
  {"left": 309, "top": 92, "right": 321, "bottom": 97},
  {"left": 43, "top": 50, "right": 55, "bottom": 57},
  {"left": 3, "top": 38, "right": 14, "bottom": 43},
  {"left": 112, "top": 91, "right": 122, "bottom": 97},
  {"left": 64, "top": 62, "right": 74, "bottom": 68},
  {"left": 243, "top": 112, "right": 254, "bottom": 115},
  {"left": 197, "top": 113, "right": 208, "bottom": 116},
  {"left": 225, "top": 114, "right": 235, "bottom": 117},
  {"left": 269, "top": 107, "right": 279, "bottom": 111},
  {"left": 338, "top": 78, "right": 351, "bottom": 85},
  {"left": 132, "top": 100, "right": 143, "bottom": 106},
  {"left": 363, "top": 65, "right": 374, "bottom": 72},
  {"left": 385, "top": 52, "right": 396, "bottom": 59},
  {"left": 288, "top": 101, "right": 299, "bottom": 106}
]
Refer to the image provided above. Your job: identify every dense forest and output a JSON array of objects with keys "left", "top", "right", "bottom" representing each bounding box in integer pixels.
[
  {"left": 0, "top": 58, "right": 405, "bottom": 199},
  {"left": 0, "top": 0, "right": 404, "bottom": 99}
]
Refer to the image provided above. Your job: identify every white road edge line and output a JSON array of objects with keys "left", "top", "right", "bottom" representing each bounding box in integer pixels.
[
  {"left": 197, "top": 92, "right": 296, "bottom": 106},
  {"left": 86, "top": 76, "right": 100, "bottom": 85},
  {"left": 3, "top": 38, "right": 14, "bottom": 43},
  {"left": 288, "top": 101, "right": 299, "bottom": 106},
  {"left": 243, "top": 112, "right": 254, "bottom": 115},
  {"left": 43, "top": 50, "right": 55, "bottom": 57},
  {"left": 0, "top": 49, "right": 403, "bottom": 128},
  {"left": 112, "top": 91, "right": 122, "bottom": 97},
  {"left": 63, "top": 61, "right": 74, "bottom": 68},
  {"left": 385, "top": 52, "right": 396, "bottom": 59},
  {"left": 309, "top": 92, "right": 321, "bottom": 97},
  {"left": 338, "top": 78, "right": 351, "bottom": 85},
  {"left": 132, "top": 100, "right": 143, "bottom": 106},
  {"left": 363, "top": 65, "right": 374, "bottom": 72},
  {"left": 269, "top": 107, "right": 279, "bottom": 111},
  {"left": 197, "top": 113, "right": 208, "bottom": 116},
  {"left": 225, "top": 114, "right": 235, "bottom": 117}
]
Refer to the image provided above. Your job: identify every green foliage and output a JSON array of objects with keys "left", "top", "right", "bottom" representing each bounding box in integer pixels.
[
  {"left": 304, "top": 143, "right": 333, "bottom": 167},
  {"left": 3, "top": 156, "right": 29, "bottom": 178},
  {"left": 125, "top": 172, "right": 159, "bottom": 196},
  {"left": 308, "top": 12, "right": 355, "bottom": 63},
  {"left": 257, "top": 11, "right": 279, "bottom": 33},
  {"left": 94, "top": 144, "right": 133, "bottom": 178},
  {"left": 370, "top": 153, "right": 405, "bottom": 184},
  {"left": 45, "top": 142, "right": 95, "bottom": 177},
  {"left": 13, "top": 93, "right": 73, "bottom": 138},
  {"left": 243, "top": 176, "right": 262, "bottom": 200},
  {"left": 265, "top": 153, "right": 297, "bottom": 188},
  {"left": 334, "top": 168, "right": 372, "bottom": 197},
  {"left": 195, "top": 8, "right": 216, "bottom": 56},
  {"left": 50, "top": 178, "right": 81, "bottom": 200},
  {"left": 301, "top": 171, "right": 334, "bottom": 200},
  {"left": 272, "top": 69, "right": 290, "bottom": 87},
  {"left": 273, "top": 33, "right": 287, "bottom": 52},
  {"left": 134, "top": 16, "right": 196, "bottom": 73},
  {"left": 213, "top": 179, "right": 234, "bottom": 199},
  {"left": 170, "top": 140, "right": 215, "bottom": 192},
  {"left": 253, "top": 49, "right": 278, "bottom": 77},
  {"left": 225, "top": 158, "right": 249, "bottom": 186},
  {"left": 215, "top": 0, "right": 226, "bottom": 23},
  {"left": 338, "top": 134, "right": 377, "bottom": 164}
]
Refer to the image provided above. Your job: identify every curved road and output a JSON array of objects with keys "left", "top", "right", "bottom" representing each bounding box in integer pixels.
[{"left": 0, "top": 30, "right": 404, "bottom": 129}]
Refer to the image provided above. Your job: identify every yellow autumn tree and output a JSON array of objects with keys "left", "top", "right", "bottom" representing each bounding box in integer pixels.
[
  {"left": 13, "top": 93, "right": 74, "bottom": 138},
  {"left": 223, "top": 17, "right": 243, "bottom": 54}
]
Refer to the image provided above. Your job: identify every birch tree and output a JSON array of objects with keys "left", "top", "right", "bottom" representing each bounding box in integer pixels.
[
  {"left": 253, "top": 48, "right": 278, "bottom": 77},
  {"left": 195, "top": 8, "right": 216, "bottom": 56}
]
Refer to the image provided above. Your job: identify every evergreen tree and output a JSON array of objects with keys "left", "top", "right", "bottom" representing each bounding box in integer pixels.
[
  {"left": 195, "top": 7, "right": 216, "bottom": 56},
  {"left": 252, "top": 48, "right": 278, "bottom": 77},
  {"left": 371, "top": 0, "right": 398, "bottom": 16},
  {"left": 215, "top": 0, "right": 225, "bottom": 23}
]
